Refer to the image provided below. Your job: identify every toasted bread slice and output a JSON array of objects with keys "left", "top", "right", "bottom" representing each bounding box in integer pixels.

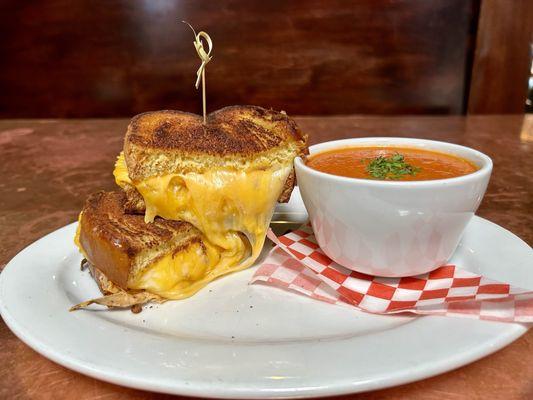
[
  {"left": 74, "top": 192, "right": 204, "bottom": 301},
  {"left": 121, "top": 105, "right": 307, "bottom": 211},
  {"left": 124, "top": 105, "right": 308, "bottom": 177},
  {"left": 70, "top": 260, "right": 161, "bottom": 311}
]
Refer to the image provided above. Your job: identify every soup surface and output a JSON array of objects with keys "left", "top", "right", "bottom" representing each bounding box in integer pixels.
[{"left": 306, "top": 146, "right": 478, "bottom": 181}]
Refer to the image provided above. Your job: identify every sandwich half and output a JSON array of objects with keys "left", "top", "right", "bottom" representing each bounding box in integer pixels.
[
  {"left": 112, "top": 106, "right": 307, "bottom": 300},
  {"left": 73, "top": 191, "right": 230, "bottom": 309}
]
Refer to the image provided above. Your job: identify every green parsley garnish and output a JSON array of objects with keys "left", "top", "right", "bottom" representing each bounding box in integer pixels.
[{"left": 365, "top": 153, "right": 420, "bottom": 180}]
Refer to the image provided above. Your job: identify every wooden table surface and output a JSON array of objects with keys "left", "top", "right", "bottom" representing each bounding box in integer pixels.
[{"left": 1, "top": 114, "right": 532, "bottom": 399}]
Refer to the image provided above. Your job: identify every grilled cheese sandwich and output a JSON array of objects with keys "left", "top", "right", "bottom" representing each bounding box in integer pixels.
[
  {"left": 74, "top": 106, "right": 307, "bottom": 309},
  {"left": 72, "top": 192, "right": 221, "bottom": 309}
]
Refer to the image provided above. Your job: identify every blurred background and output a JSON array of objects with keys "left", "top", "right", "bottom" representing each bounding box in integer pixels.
[{"left": 0, "top": 0, "right": 531, "bottom": 118}]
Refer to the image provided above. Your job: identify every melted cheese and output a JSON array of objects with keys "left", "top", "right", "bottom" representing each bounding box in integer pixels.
[
  {"left": 74, "top": 214, "right": 83, "bottom": 251},
  {"left": 113, "top": 153, "right": 291, "bottom": 299}
]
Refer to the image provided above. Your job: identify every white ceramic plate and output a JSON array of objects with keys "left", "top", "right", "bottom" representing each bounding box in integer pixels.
[{"left": 1, "top": 189, "right": 532, "bottom": 398}]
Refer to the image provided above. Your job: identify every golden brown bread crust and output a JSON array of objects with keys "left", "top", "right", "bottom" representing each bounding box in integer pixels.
[
  {"left": 127, "top": 105, "right": 306, "bottom": 154},
  {"left": 122, "top": 183, "right": 146, "bottom": 214},
  {"left": 78, "top": 191, "right": 201, "bottom": 288},
  {"left": 123, "top": 105, "right": 308, "bottom": 181},
  {"left": 278, "top": 169, "right": 296, "bottom": 203}
]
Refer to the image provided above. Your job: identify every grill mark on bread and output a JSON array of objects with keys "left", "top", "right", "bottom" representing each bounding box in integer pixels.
[{"left": 153, "top": 121, "right": 173, "bottom": 144}]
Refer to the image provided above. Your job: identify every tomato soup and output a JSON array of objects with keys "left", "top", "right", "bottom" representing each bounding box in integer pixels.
[{"left": 306, "top": 146, "right": 478, "bottom": 181}]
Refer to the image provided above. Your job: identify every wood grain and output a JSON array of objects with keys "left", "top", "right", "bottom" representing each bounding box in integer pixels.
[
  {"left": 0, "top": 0, "right": 478, "bottom": 117},
  {"left": 0, "top": 115, "right": 532, "bottom": 399},
  {"left": 468, "top": 0, "right": 533, "bottom": 114}
]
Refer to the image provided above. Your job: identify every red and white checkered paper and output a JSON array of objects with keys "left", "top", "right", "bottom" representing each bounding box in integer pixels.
[{"left": 251, "top": 224, "right": 533, "bottom": 323}]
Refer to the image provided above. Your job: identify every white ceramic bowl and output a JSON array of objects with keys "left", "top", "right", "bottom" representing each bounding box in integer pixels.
[{"left": 294, "top": 138, "right": 493, "bottom": 277}]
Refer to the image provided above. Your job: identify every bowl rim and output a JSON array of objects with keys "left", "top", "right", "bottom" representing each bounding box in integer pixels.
[{"left": 294, "top": 137, "right": 493, "bottom": 187}]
